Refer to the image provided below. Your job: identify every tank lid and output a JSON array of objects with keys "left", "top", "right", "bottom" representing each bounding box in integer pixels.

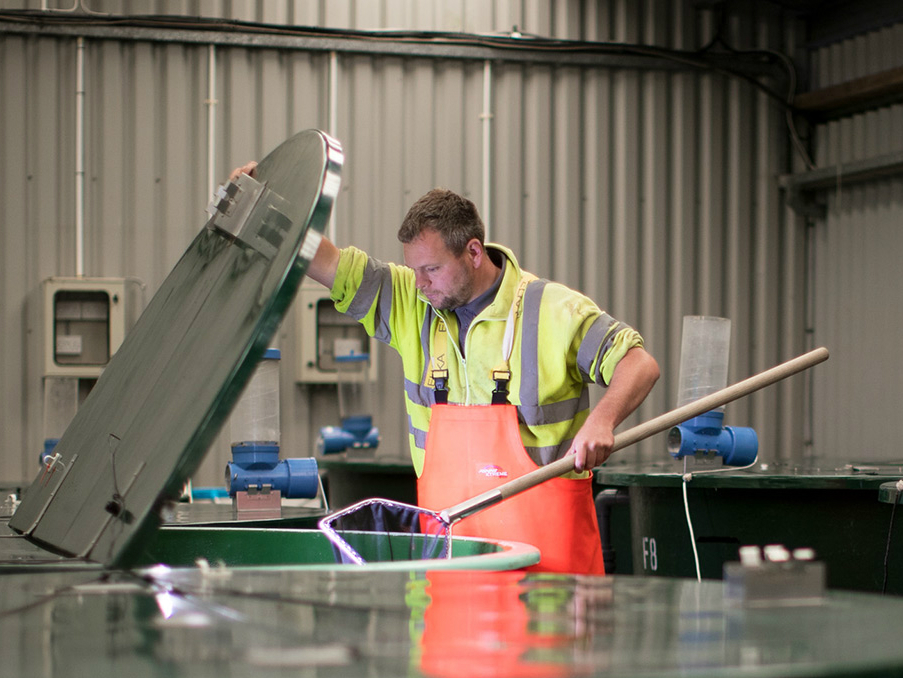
[{"left": 9, "top": 129, "right": 342, "bottom": 568}]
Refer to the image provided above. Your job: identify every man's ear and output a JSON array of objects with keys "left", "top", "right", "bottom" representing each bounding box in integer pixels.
[{"left": 465, "top": 238, "right": 484, "bottom": 267}]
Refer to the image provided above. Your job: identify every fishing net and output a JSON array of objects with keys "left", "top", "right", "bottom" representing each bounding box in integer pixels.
[{"left": 318, "top": 498, "right": 452, "bottom": 564}]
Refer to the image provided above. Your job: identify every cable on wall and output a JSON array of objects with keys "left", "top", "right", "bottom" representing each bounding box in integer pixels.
[
  {"left": 0, "top": 13, "right": 792, "bottom": 103},
  {"left": 695, "top": 5, "right": 816, "bottom": 171},
  {"left": 3, "top": 11, "right": 809, "bottom": 178}
]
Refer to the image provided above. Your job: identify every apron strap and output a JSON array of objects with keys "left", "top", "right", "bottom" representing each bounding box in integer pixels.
[
  {"left": 490, "top": 368, "right": 512, "bottom": 405},
  {"left": 430, "top": 317, "right": 450, "bottom": 404},
  {"left": 489, "top": 273, "right": 536, "bottom": 404},
  {"left": 428, "top": 272, "right": 537, "bottom": 404}
]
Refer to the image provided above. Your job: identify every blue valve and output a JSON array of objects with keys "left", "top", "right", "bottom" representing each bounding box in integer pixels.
[
  {"left": 667, "top": 410, "right": 758, "bottom": 466},
  {"left": 225, "top": 443, "right": 319, "bottom": 498},
  {"left": 317, "top": 415, "right": 380, "bottom": 455}
]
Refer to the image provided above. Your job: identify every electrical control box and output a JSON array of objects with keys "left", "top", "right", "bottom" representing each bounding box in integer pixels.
[
  {"left": 43, "top": 277, "right": 127, "bottom": 378},
  {"left": 295, "top": 283, "right": 377, "bottom": 383}
]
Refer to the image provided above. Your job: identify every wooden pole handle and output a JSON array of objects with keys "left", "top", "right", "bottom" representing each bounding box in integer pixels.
[{"left": 443, "top": 346, "right": 829, "bottom": 523}]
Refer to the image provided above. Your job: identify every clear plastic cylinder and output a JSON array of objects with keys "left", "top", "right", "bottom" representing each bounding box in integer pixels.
[
  {"left": 42, "top": 376, "right": 79, "bottom": 440},
  {"left": 230, "top": 348, "right": 281, "bottom": 445},
  {"left": 676, "top": 316, "right": 731, "bottom": 409}
]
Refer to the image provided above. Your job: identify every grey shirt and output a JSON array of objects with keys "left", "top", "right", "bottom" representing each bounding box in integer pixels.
[{"left": 454, "top": 254, "right": 506, "bottom": 357}]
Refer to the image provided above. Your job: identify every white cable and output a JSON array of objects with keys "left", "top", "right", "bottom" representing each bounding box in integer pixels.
[
  {"left": 678, "top": 457, "right": 759, "bottom": 583},
  {"left": 681, "top": 473, "right": 702, "bottom": 582},
  {"left": 681, "top": 458, "right": 758, "bottom": 477}
]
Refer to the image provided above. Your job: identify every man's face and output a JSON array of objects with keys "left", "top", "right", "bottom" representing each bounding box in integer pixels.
[{"left": 403, "top": 229, "right": 476, "bottom": 311}]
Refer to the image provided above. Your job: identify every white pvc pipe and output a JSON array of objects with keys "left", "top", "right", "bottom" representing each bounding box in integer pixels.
[
  {"left": 206, "top": 44, "right": 217, "bottom": 199},
  {"left": 75, "top": 36, "right": 85, "bottom": 277},
  {"left": 481, "top": 60, "right": 493, "bottom": 239},
  {"left": 328, "top": 50, "right": 339, "bottom": 243}
]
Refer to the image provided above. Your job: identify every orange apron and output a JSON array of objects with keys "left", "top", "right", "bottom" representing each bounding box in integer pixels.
[
  {"left": 418, "top": 404, "right": 605, "bottom": 575},
  {"left": 416, "top": 276, "right": 605, "bottom": 575}
]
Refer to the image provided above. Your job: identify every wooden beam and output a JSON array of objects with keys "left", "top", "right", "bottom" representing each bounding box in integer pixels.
[{"left": 795, "top": 65, "right": 903, "bottom": 114}]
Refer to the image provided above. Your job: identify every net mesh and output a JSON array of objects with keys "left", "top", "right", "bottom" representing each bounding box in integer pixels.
[{"left": 318, "top": 498, "right": 452, "bottom": 564}]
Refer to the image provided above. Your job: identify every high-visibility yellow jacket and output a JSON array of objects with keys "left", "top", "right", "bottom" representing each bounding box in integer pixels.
[{"left": 330, "top": 243, "right": 644, "bottom": 476}]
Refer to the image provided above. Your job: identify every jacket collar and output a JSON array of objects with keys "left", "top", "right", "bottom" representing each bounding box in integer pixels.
[{"left": 478, "top": 243, "right": 524, "bottom": 321}]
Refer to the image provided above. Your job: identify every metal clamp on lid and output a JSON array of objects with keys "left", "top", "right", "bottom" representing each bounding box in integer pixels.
[
  {"left": 206, "top": 172, "right": 266, "bottom": 239},
  {"left": 205, "top": 172, "right": 295, "bottom": 261}
]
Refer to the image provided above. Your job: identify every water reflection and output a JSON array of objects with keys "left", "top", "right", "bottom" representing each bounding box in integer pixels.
[
  {"left": 412, "top": 570, "right": 613, "bottom": 678},
  {"left": 5, "top": 565, "right": 903, "bottom": 677}
]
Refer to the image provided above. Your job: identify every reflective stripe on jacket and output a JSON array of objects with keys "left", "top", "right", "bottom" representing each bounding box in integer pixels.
[{"left": 329, "top": 243, "right": 644, "bottom": 476}]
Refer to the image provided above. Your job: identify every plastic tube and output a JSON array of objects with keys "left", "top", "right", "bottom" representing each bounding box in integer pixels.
[
  {"left": 676, "top": 316, "right": 731, "bottom": 409},
  {"left": 230, "top": 348, "right": 281, "bottom": 445}
]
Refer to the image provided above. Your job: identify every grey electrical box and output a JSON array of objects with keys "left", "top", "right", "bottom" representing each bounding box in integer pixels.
[
  {"left": 43, "top": 277, "right": 126, "bottom": 378},
  {"left": 295, "top": 283, "right": 377, "bottom": 383}
]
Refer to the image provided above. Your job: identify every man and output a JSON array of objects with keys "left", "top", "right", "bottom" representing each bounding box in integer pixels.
[{"left": 233, "top": 162, "right": 660, "bottom": 574}]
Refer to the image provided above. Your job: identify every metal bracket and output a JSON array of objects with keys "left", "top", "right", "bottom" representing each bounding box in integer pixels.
[
  {"left": 205, "top": 172, "right": 267, "bottom": 241},
  {"left": 206, "top": 173, "right": 294, "bottom": 261},
  {"left": 234, "top": 486, "right": 282, "bottom": 519},
  {"left": 785, "top": 186, "right": 827, "bottom": 219}
]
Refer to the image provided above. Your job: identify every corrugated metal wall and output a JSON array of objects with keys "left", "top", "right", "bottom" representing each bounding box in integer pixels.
[
  {"left": 1, "top": 0, "right": 811, "bottom": 488},
  {"left": 807, "top": 23, "right": 903, "bottom": 463}
]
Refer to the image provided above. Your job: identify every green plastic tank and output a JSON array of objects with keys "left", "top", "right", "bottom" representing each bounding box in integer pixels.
[
  {"left": 138, "top": 526, "right": 540, "bottom": 572},
  {"left": 597, "top": 459, "right": 903, "bottom": 593}
]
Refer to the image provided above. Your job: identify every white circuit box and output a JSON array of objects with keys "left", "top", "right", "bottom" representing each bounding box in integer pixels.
[
  {"left": 43, "top": 277, "right": 127, "bottom": 378},
  {"left": 295, "top": 283, "right": 377, "bottom": 383}
]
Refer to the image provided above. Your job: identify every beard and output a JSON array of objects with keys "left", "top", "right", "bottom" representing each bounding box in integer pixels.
[
  {"left": 429, "top": 277, "right": 475, "bottom": 311},
  {"left": 431, "top": 288, "right": 471, "bottom": 311}
]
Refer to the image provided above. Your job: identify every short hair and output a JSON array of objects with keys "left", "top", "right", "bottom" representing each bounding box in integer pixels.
[{"left": 397, "top": 188, "right": 485, "bottom": 255}]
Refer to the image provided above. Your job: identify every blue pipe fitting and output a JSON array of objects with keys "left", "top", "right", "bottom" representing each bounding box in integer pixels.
[
  {"left": 667, "top": 410, "right": 758, "bottom": 466},
  {"left": 225, "top": 443, "right": 319, "bottom": 498},
  {"left": 316, "top": 415, "right": 381, "bottom": 455}
]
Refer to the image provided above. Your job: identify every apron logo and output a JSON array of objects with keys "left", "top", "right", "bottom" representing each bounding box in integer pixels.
[{"left": 478, "top": 464, "right": 508, "bottom": 478}]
